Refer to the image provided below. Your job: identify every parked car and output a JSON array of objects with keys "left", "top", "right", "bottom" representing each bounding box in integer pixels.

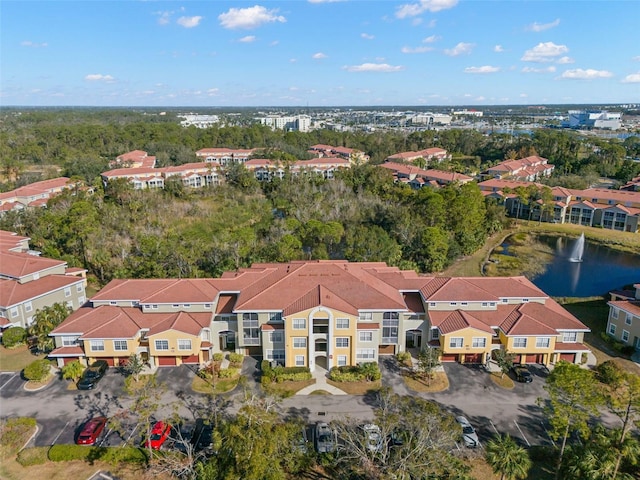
[
  {"left": 191, "top": 418, "right": 214, "bottom": 453},
  {"left": 362, "top": 423, "right": 383, "bottom": 453},
  {"left": 77, "top": 360, "right": 108, "bottom": 390},
  {"left": 314, "top": 422, "right": 336, "bottom": 453},
  {"left": 144, "top": 421, "right": 172, "bottom": 450},
  {"left": 455, "top": 416, "right": 479, "bottom": 448},
  {"left": 511, "top": 364, "right": 533, "bottom": 383},
  {"left": 76, "top": 416, "right": 107, "bottom": 445}
]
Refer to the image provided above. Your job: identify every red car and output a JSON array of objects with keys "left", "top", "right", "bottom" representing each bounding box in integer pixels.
[
  {"left": 76, "top": 416, "right": 107, "bottom": 445},
  {"left": 144, "top": 421, "right": 172, "bottom": 450}
]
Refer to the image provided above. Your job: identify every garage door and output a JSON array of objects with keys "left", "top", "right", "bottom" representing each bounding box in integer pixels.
[
  {"left": 95, "top": 357, "right": 115, "bottom": 367},
  {"left": 464, "top": 353, "right": 483, "bottom": 364},
  {"left": 182, "top": 355, "right": 199, "bottom": 364},
  {"left": 378, "top": 345, "right": 395, "bottom": 355},
  {"left": 559, "top": 353, "right": 575, "bottom": 363},
  {"left": 63, "top": 357, "right": 79, "bottom": 365},
  {"left": 157, "top": 356, "right": 177, "bottom": 366},
  {"left": 532, "top": 354, "right": 545, "bottom": 364},
  {"left": 441, "top": 354, "right": 458, "bottom": 362}
]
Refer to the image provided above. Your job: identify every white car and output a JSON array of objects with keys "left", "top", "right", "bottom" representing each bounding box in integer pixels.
[
  {"left": 362, "top": 423, "right": 383, "bottom": 453},
  {"left": 455, "top": 416, "right": 479, "bottom": 448}
]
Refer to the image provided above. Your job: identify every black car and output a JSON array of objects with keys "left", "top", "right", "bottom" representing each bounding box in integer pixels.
[
  {"left": 511, "top": 364, "right": 533, "bottom": 383},
  {"left": 77, "top": 360, "right": 109, "bottom": 390},
  {"left": 191, "top": 418, "right": 214, "bottom": 454}
]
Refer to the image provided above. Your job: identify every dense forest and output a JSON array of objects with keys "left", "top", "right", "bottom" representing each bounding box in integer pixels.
[{"left": 0, "top": 109, "right": 639, "bottom": 287}]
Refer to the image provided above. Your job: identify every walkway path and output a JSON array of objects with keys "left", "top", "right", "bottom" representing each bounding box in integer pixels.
[{"left": 296, "top": 366, "right": 347, "bottom": 395}]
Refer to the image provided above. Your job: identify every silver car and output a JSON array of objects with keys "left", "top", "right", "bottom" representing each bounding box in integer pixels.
[
  {"left": 315, "top": 422, "right": 336, "bottom": 453},
  {"left": 455, "top": 416, "right": 479, "bottom": 448},
  {"left": 362, "top": 423, "right": 383, "bottom": 453}
]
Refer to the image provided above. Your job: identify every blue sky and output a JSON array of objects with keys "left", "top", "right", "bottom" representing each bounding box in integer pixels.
[{"left": 2, "top": 0, "right": 639, "bottom": 107}]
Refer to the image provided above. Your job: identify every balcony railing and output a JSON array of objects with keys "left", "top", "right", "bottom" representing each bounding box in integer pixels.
[{"left": 243, "top": 337, "right": 260, "bottom": 346}]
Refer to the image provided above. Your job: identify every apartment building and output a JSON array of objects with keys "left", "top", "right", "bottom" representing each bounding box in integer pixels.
[
  {"left": 379, "top": 162, "right": 473, "bottom": 188},
  {"left": 484, "top": 156, "right": 555, "bottom": 182},
  {"left": 0, "top": 177, "right": 74, "bottom": 215},
  {"left": 308, "top": 144, "right": 370, "bottom": 163},
  {"left": 385, "top": 148, "right": 450, "bottom": 164},
  {"left": 101, "top": 162, "right": 221, "bottom": 190},
  {"left": 195, "top": 148, "right": 256, "bottom": 165},
  {"left": 478, "top": 179, "right": 640, "bottom": 233},
  {"left": 245, "top": 157, "right": 352, "bottom": 181},
  {"left": 0, "top": 231, "right": 87, "bottom": 330},
  {"left": 110, "top": 150, "right": 157, "bottom": 169},
  {"left": 606, "top": 284, "right": 640, "bottom": 351},
  {"left": 49, "top": 261, "right": 589, "bottom": 369}
]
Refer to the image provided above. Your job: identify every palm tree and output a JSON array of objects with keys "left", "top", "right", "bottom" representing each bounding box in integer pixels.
[{"left": 485, "top": 434, "right": 532, "bottom": 480}]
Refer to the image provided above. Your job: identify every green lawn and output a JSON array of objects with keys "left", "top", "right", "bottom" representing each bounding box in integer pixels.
[{"left": 0, "top": 345, "right": 46, "bottom": 372}]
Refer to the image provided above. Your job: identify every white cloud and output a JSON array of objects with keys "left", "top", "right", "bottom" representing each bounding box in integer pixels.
[
  {"left": 557, "top": 56, "right": 574, "bottom": 64},
  {"left": 401, "top": 46, "right": 433, "bottom": 53},
  {"left": 560, "top": 69, "right": 614, "bottom": 79},
  {"left": 444, "top": 42, "right": 474, "bottom": 56},
  {"left": 21, "top": 41, "right": 47, "bottom": 47},
  {"left": 312, "top": 52, "right": 327, "bottom": 59},
  {"left": 155, "top": 10, "right": 173, "bottom": 25},
  {"left": 207, "top": 88, "right": 220, "bottom": 96},
  {"left": 464, "top": 65, "right": 500, "bottom": 73},
  {"left": 239, "top": 35, "right": 256, "bottom": 43},
  {"left": 218, "top": 6, "right": 286, "bottom": 30},
  {"left": 632, "top": 56, "right": 640, "bottom": 61},
  {"left": 361, "top": 33, "right": 375, "bottom": 40},
  {"left": 621, "top": 72, "right": 640, "bottom": 83},
  {"left": 177, "top": 16, "right": 203, "bottom": 28},
  {"left": 344, "top": 63, "right": 404, "bottom": 72},
  {"left": 475, "top": 96, "right": 486, "bottom": 101},
  {"left": 494, "top": 45, "right": 504, "bottom": 53},
  {"left": 520, "top": 93, "right": 528, "bottom": 98},
  {"left": 423, "top": 35, "right": 440, "bottom": 43},
  {"left": 522, "top": 66, "right": 556, "bottom": 73},
  {"left": 270, "top": 40, "right": 279, "bottom": 46},
  {"left": 526, "top": 18, "right": 560, "bottom": 32},
  {"left": 85, "top": 74, "right": 115, "bottom": 82},
  {"left": 395, "top": 0, "right": 458, "bottom": 18},
  {"left": 521, "top": 42, "right": 568, "bottom": 62}
]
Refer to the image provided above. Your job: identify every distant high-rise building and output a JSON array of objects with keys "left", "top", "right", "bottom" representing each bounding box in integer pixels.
[{"left": 567, "top": 110, "right": 621, "bottom": 130}]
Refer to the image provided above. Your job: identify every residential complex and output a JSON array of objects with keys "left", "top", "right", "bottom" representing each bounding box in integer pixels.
[
  {"left": 49, "top": 261, "right": 590, "bottom": 370},
  {"left": 606, "top": 284, "right": 640, "bottom": 350},
  {"left": 483, "top": 156, "right": 555, "bottom": 182},
  {"left": 0, "top": 177, "right": 75, "bottom": 215},
  {"left": 380, "top": 162, "right": 473, "bottom": 188},
  {"left": 385, "top": 147, "right": 450, "bottom": 164},
  {"left": 0, "top": 230, "right": 87, "bottom": 329}
]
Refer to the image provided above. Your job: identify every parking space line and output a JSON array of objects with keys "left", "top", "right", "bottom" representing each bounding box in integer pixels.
[
  {"left": 51, "top": 421, "right": 70, "bottom": 446},
  {"left": 513, "top": 420, "right": 530, "bottom": 447},
  {"left": 489, "top": 420, "right": 500, "bottom": 435},
  {"left": 124, "top": 423, "right": 140, "bottom": 446},
  {"left": 540, "top": 421, "right": 556, "bottom": 447},
  {"left": 0, "top": 373, "right": 18, "bottom": 391},
  {"left": 98, "top": 428, "right": 112, "bottom": 447}
]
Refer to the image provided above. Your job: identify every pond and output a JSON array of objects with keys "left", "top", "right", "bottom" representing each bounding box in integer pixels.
[{"left": 530, "top": 235, "right": 640, "bottom": 297}]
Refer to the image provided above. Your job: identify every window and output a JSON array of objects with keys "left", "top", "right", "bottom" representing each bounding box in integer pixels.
[
  {"left": 90, "top": 340, "right": 105, "bottom": 352},
  {"left": 337, "top": 355, "right": 348, "bottom": 366},
  {"left": 62, "top": 336, "right": 79, "bottom": 347},
  {"left": 204, "top": 304, "right": 212, "bottom": 309},
  {"left": 152, "top": 305, "right": 158, "bottom": 309},
  {"left": 183, "top": 304, "right": 191, "bottom": 309},
  {"left": 382, "top": 312, "right": 399, "bottom": 343},
  {"left": 489, "top": 302, "right": 496, "bottom": 307},
  {"left": 78, "top": 296, "right": 85, "bottom": 305},
  {"left": 24, "top": 302, "right": 32, "bottom": 313},
  {"left": 293, "top": 318, "right": 306, "bottom": 329},
  {"left": 269, "top": 331, "right": 284, "bottom": 343},
  {"left": 66, "top": 301, "right": 73, "bottom": 309},
  {"left": 622, "top": 330, "right": 630, "bottom": 342},
  {"left": 536, "top": 337, "right": 551, "bottom": 348},
  {"left": 450, "top": 302, "right": 457, "bottom": 306},
  {"left": 609, "top": 323, "right": 617, "bottom": 335},
  {"left": 359, "top": 312, "right": 372, "bottom": 321},
  {"left": 336, "top": 337, "right": 349, "bottom": 348},
  {"left": 295, "top": 355, "right": 305, "bottom": 366},
  {"left": 76, "top": 284, "right": 83, "bottom": 293},
  {"left": 109, "top": 301, "right": 117, "bottom": 306},
  {"left": 481, "top": 302, "right": 488, "bottom": 307},
  {"left": 266, "top": 350, "right": 285, "bottom": 362},
  {"left": 449, "top": 337, "right": 463, "bottom": 348},
  {"left": 562, "top": 332, "right": 577, "bottom": 343},
  {"left": 625, "top": 313, "right": 632, "bottom": 326},
  {"left": 155, "top": 340, "right": 169, "bottom": 351},
  {"left": 269, "top": 312, "right": 283, "bottom": 323},
  {"left": 201, "top": 329, "right": 211, "bottom": 341},
  {"left": 178, "top": 339, "right": 192, "bottom": 351},
  {"left": 431, "top": 328, "right": 439, "bottom": 340},
  {"left": 612, "top": 308, "right": 619, "bottom": 319},
  {"left": 293, "top": 337, "right": 307, "bottom": 348},
  {"left": 522, "top": 298, "right": 529, "bottom": 303},
  {"left": 429, "top": 302, "right": 436, "bottom": 307},
  {"left": 10, "top": 307, "right": 18, "bottom": 318},
  {"left": 501, "top": 299, "right": 509, "bottom": 304},
  {"left": 243, "top": 313, "right": 260, "bottom": 345},
  {"left": 359, "top": 331, "right": 373, "bottom": 342},
  {"left": 64, "top": 287, "right": 71, "bottom": 297},
  {"left": 461, "top": 302, "right": 468, "bottom": 306},
  {"left": 113, "top": 340, "right": 127, "bottom": 351},
  {"left": 472, "top": 337, "right": 486, "bottom": 348},
  {"left": 356, "top": 349, "right": 376, "bottom": 360},
  {"left": 172, "top": 304, "right": 179, "bottom": 308},
  {"left": 336, "top": 318, "right": 349, "bottom": 329},
  {"left": 513, "top": 337, "right": 527, "bottom": 348}
]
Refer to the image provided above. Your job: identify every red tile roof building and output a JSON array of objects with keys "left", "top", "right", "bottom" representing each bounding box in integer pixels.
[
  {"left": 50, "top": 261, "right": 589, "bottom": 370},
  {"left": 0, "top": 177, "right": 75, "bottom": 215}
]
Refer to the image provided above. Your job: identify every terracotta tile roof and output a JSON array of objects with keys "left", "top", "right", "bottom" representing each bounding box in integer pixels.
[
  {"left": 215, "top": 294, "right": 236, "bottom": 314},
  {"left": 0, "top": 275, "right": 83, "bottom": 307},
  {"left": 49, "top": 346, "right": 85, "bottom": 357},
  {"left": 357, "top": 322, "right": 380, "bottom": 329},
  {"left": 504, "top": 312, "right": 558, "bottom": 336},
  {"left": 0, "top": 251, "right": 66, "bottom": 279},
  {"left": 434, "top": 310, "right": 494, "bottom": 335},
  {"left": 609, "top": 300, "right": 640, "bottom": 316},
  {"left": 92, "top": 279, "right": 219, "bottom": 304},
  {"left": 260, "top": 324, "right": 284, "bottom": 331},
  {"left": 283, "top": 284, "right": 358, "bottom": 316},
  {"left": 554, "top": 342, "right": 591, "bottom": 352},
  {"left": 147, "top": 311, "right": 210, "bottom": 336},
  {"left": 403, "top": 292, "right": 425, "bottom": 313},
  {"left": 101, "top": 167, "right": 159, "bottom": 178}
]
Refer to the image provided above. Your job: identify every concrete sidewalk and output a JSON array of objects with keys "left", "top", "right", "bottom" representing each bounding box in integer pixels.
[{"left": 296, "top": 366, "right": 347, "bottom": 395}]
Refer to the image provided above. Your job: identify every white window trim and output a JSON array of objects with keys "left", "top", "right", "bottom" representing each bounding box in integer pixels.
[
  {"left": 178, "top": 339, "right": 192, "bottom": 351},
  {"left": 337, "top": 355, "right": 348, "bottom": 366},
  {"left": 513, "top": 337, "right": 527, "bottom": 348},
  {"left": 336, "top": 337, "right": 349, "bottom": 348},
  {"left": 90, "top": 340, "right": 105, "bottom": 352},
  {"left": 270, "top": 331, "right": 284, "bottom": 343},
  {"left": 622, "top": 330, "right": 630, "bottom": 342},
  {"left": 359, "top": 331, "right": 373, "bottom": 342},
  {"left": 155, "top": 339, "right": 169, "bottom": 351},
  {"left": 612, "top": 308, "right": 619, "bottom": 319},
  {"left": 293, "top": 337, "right": 307, "bottom": 348},
  {"left": 113, "top": 340, "right": 127, "bottom": 351},
  {"left": 295, "top": 355, "right": 305, "bottom": 366},
  {"left": 64, "top": 287, "right": 71, "bottom": 297},
  {"left": 536, "top": 337, "right": 551, "bottom": 348},
  {"left": 336, "top": 318, "right": 349, "bottom": 329},
  {"left": 609, "top": 323, "right": 617, "bottom": 335},
  {"left": 472, "top": 337, "right": 486, "bottom": 348},
  {"left": 449, "top": 337, "right": 463, "bottom": 348},
  {"left": 293, "top": 318, "right": 306, "bottom": 329},
  {"left": 625, "top": 313, "right": 632, "bottom": 326}
]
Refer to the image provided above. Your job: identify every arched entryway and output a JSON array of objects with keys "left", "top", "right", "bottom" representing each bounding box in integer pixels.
[
  {"left": 219, "top": 331, "right": 236, "bottom": 351},
  {"left": 405, "top": 329, "right": 422, "bottom": 349},
  {"left": 315, "top": 354, "right": 328, "bottom": 370}
]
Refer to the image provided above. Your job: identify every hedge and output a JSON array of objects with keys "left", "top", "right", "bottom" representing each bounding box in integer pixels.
[
  {"left": 2, "top": 326, "right": 27, "bottom": 348},
  {"left": 329, "top": 363, "right": 381, "bottom": 383},
  {"left": 261, "top": 361, "right": 311, "bottom": 383},
  {"left": 218, "top": 367, "right": 239, "bottom": 378},
  {"left": 23, "top": 359, "right": 51, "bottom": 382},
  {"left": 228, "top": 353, "right": 244, "bottom": 365},
  {"left": 48, "top": 444, "right": 148, "bottom": 464}
]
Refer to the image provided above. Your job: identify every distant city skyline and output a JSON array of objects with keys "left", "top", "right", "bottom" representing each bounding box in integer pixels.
[{"left": 1, "top": 0, "right": 639, "bottom": 107}]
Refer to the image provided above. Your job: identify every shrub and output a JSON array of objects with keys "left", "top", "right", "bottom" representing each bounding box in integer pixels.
[
  {"left": 0, "top": 417, "right": 37, "bottom": 452},
  {"left": 212, "top": 353, "right": 224, "bottom": 362},
  {"left": 396, "top": 351, "right": 411, "bottom": 365},
  {"left": 16, "top": 446, "right": 48, "bottom": 466},
  {"left": 2, "top": 326, "right": 27, "bottom": 348},
  {"left": 228, "top": 353, "right": 244, "bottom": 365},
  {"left": 23, "top": 359, "right": 51, "bottom": 382},
  {"left": 329, "top": 363, "right": 381, "bottom": 382},
  {"left": 218, "top": 367, "right": 239, "bottom": 379},
  {"left": 596, "top": 360, "right": 624, "bottom": 385},
  {"left": 261, "top": 363, "right": 311, "bottom": 383}
]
